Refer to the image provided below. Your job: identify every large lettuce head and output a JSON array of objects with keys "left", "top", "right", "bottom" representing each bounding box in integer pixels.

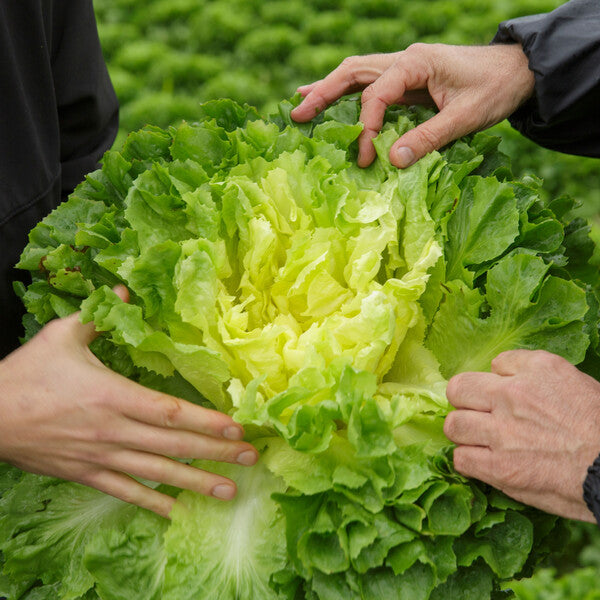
[{"left": 2, "top": 96, "right": 599, "bottom": 600}]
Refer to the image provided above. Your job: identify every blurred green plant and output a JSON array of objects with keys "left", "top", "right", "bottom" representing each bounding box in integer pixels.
[{"left": 505, "top": 520, "right": 600, "bottom": 599}]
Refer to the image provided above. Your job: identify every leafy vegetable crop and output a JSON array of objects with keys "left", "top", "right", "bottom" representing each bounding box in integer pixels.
[{"left": 1, "top": 96, "right": 599, "bottom": 599}]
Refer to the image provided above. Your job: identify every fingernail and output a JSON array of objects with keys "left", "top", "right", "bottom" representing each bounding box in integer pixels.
[
  {"left": 394, "top": 146, "right": 416, "bottom": 168},
  {"left": 223, "top": 426, "right": 243, "bottom": 441},
  {"left": 212, "top": 484, "right": 235, "bottom": 500},
  {"left": 236, "top": 450, "right": 258, "bottom": 466}
]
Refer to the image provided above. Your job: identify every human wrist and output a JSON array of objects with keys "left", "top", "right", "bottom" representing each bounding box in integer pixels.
[
  {"left": 0, "top": 355, "right": 21, "bottom": 464},
  {"left": 493, "top": 43, "right": 535, "bottom": 108}
]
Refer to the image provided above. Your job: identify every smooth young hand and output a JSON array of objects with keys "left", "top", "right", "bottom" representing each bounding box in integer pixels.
[
  {"left": 0, "top": 287, "right": 258, "bottom": 519},
  {"left": 291, "top": 43, "right": 535, "bottom": 169},
  {"left": 444, "top": 350, "right": 600, "bottom": 522}
]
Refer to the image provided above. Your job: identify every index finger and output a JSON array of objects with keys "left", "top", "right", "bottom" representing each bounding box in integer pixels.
[
  {"left": 110, "top": 375, "right": 245, "bottom": 441},
  {"left": 356, "top": 58, "right": 430, "bottom": 166},
  {"left": 291, "top": 53, "right": 398, "bottom": 122}
]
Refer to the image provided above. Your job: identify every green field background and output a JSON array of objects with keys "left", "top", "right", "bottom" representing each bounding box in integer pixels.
[{"left": 92, "top": 0, "right": 600, "bottom": 596}]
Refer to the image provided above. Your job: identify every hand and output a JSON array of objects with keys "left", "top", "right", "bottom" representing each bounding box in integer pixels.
[
  {"left": 444, "top": 350, "right": 600, "bottom": 522},
  {"left": 0, "top": 287, "right": 258, "bottom": 519},
  {"left": 291, "top": 43, "right": 534, "bottom": 169}
]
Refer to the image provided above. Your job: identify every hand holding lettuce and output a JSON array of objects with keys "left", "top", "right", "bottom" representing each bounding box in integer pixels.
[
  {"left": 0, "top": 287, "right": 258, "bottom": 519},
  {"left": 446, "top": 349, "right": 600, "bottom": 523},
  {"left": 291, "top": 44, "right": 535, "bottom": 169},
  {"left": 1, "top": 95, "right": 599, "bottom": 599}
]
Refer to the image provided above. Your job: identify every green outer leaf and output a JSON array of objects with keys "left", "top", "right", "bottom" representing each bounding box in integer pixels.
[
  {"left": 454, "top": 511, "right": 534, "bottom": 579},
  {"left": 428, "top": 253, "right": 589, "bottom": 377},
  {"left": 163, "top": 455, "right": 287, "bottom": 600},
  {"left": 444, "top": 176, "right": 520, "bottom": 283},
  {"left": 84, "top": 511, "right": 167, "bottom": 600},
  {"left": 0, "top": 475, "right": 135, "bottom": 600}
]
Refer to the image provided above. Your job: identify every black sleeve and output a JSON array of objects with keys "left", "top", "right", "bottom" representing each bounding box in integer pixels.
[
  {"left": 0, "top": 0, "right": 118, "bottom": 358},
  {"left": 49, "top": 0, "right": 119, "bottom": 200},
  {"left": 492, "top": 0, "right": 600, "bottom": 158},
  {"left": 583, "top": 454, "right": 600, "bottom": 526}
]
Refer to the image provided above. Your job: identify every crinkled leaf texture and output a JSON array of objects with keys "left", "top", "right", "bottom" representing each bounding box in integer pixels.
[{"left": 1, "top": 96, "right": 594, "bottom": 599}]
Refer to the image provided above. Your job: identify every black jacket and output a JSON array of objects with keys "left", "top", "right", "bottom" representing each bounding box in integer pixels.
[
  {"left": 0, "top": 0, "right": 118, "bottom": 357},
  {"left": 493, "top": 0, "right": 600, "bottom": 158}
]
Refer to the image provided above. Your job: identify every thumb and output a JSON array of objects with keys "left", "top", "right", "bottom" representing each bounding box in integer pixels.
[
  {"left": 65, "top": 284, "right": 130, "bottom": 347},
  {"left": 389, "top": 104, "right": 477, "bottom": 168}
]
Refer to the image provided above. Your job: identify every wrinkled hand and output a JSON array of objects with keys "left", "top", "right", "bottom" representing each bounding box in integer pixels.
[
  {"left": 0, "top": 287, "right": 258, "bottom": 518},
  {"left": 444, "top": 350, "right": 600, "bottom": 522},
  {"left": 291, "top": 43, "right": 534, "bottom": 169}
]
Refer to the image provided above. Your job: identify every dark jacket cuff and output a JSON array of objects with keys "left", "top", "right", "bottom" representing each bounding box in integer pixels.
[
  {"left": 491, "top": 0, "right": 600, "bottom": 158},
  {"left": 583, "top": 455, "right": 600, "bottom": 525}
]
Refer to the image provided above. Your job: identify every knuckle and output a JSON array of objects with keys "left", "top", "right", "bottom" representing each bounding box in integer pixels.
[
  {"left": 501, "top": 384, "right": 534, "bottom": 422},
  {"left": 452, "top": 446, "right": 469, "bottom": 475},
  {"left": 148, "top": 494, "right": 173, "bottom": 518},
  {"left": 412, "top": 124, "right": 444, "bottom": 153},
  {"left": 495, "top": 458, "right": 520, "bottom": 486},
  {"left": 310, "top": 88, "right": 329, "bottom": 110},
  {"left": 90, "top": 425, "right": 116, "bottom": 445},
  {"left": 490, "top": 353, "right": 506, "bottom": 371},
  {"left": 79, "top": 469, "right": 103, "bottom": 488},
  {"left": 443, "top": 412, "right": 459, "bottom": 440},
  {"left": 339, "top": 55, "right": 361, "bottom": 87},
  {"left": 389, "top": 59, "right": 408, "bottom": 78},
  {"left": 169, "top": 438, "right": 192, "bottom": 459},
  {"left": 446, "top": 373, "right": 465, "bottom": 402},
  {"left": 360, "top": 84, "right": 378, "bottom": 103},
  {"left": 527, "top": 349, "right": 549, "bottom": 365},
  {"left": 340, "top": 55, "right": 359, "bottom": 70},
  {"left": 536, "top": 350, "right": 566, "bottom": 370},
  {"left": 405, "top": 42, "right": 427, "bottom": 55},
  {"left": 88, "top": 388, "right": 115, "bottom": 411},
  {"left": 204, "top": 439, "right": 240, "bottom": 464},
  {"left": 116, "top": 487, "right": 139, "bottom": 506},
  {"left": 453, "top": 446, "right": 497, "bottom": 486},
  {"left": 491, "top": 349, "right": 522, "bottom": 375},
  {"left": 160, "top": 396, "right": 183, "bottom": 428},
  {"left": 518, "top": 348, "right": 560, "bottom": 371},
  {"left": 503, "top": 378, "right": 527, "bottom": 407},
  {"left": 79, "top": 448, "right": 104, "bottom": 466},
  {"left": 178, "top": 464, "right": 211, "bottom": 495},
  {"left": 77, "top": 471, "right": 95, "bottom": 487}
]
